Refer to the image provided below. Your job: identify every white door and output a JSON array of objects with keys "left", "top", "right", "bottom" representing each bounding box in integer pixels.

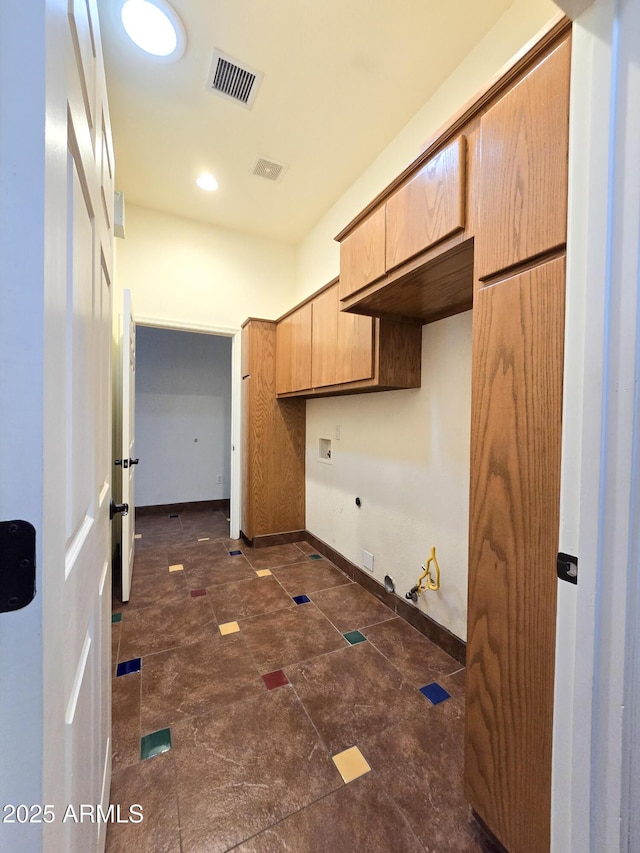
[
  {"left": 120, "top": 290, "right": 137, "bottom": 602},
  {"left": 0, "top": 1, "right": 114, "bottom": 851}
]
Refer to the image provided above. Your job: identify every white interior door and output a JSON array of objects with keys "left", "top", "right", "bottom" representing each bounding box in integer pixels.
[
  {"left": 0, "top": 1, "right": 114, "bottom": 851},
  {"left": 121, "top": 289, "right": 137, "bottom": 602}
]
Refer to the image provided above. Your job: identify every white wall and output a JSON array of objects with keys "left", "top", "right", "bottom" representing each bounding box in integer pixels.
[
  {"left": 298, "top": 0, "right": 560, "bottom": 642},
  {"left": 134, "top": 327, "right": 232, "bottom": 506},
  {"left": 307, "top": 313, "right": 472, "bottom": 640},
  {"left": 115, "top": 203, "right": 297, "bottom": 329}
]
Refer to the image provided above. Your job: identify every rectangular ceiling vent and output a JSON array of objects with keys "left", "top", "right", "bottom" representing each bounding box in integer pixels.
[
  {"left": 207, "top": 50, "right": 263, "bottom": 109},
  {"left": 252, "top": 157, "right": 288, "bottom": 182}
]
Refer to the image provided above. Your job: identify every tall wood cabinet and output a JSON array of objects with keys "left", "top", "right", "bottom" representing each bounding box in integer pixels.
[
  {"left": 465, "top": 35, "right": 570, "bottom": 853},
  {"left": 241, "top": 319, "right": 305, "bottom": 543}
]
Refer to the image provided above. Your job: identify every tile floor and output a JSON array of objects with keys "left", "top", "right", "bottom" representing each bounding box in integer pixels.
[{"left": 108, "top": 503, "right": 498, "bottom": 852}]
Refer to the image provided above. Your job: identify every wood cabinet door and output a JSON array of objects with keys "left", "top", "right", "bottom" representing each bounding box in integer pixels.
[
  {"left": 338, "top": 206, "right": 386, "bottom": 301},
  {"left": 275, "top": 303, "right": 313, "bottom": 394},
  {"left": 386, "top": 135, "right": 466, "bottom": 271},
  {"left": 465, "top": 257, "right": 565, "bottom": 853},
  {"left": 336, "top": 310, "right": 374, "bottom": 384},
  {"left": 476, "top": 37, "right": 570, "bottom": 281},
  {"left": 311, "top": 286, "right": 338, "bottom": 388},
  {"left": 241, "top": 324, "right": 250, "bottom": 378}
]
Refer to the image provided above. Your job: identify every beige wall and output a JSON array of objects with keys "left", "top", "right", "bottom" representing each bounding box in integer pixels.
[
  {"left": 115, "top": 204, "right": 297, "bottom": 329},
  {"left": 307, "top": 312, "right": 472, "bottom": 639},
  {"left": 298, "top": 0, "right": 560, "bottom": 641}
]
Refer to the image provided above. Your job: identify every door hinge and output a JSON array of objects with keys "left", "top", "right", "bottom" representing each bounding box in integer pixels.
[
  {"left": 557, "top": 552, "right": 578, "bottom": 585},
  {"left": 0, "top": 520, "right": 36, "bottom": 612}
]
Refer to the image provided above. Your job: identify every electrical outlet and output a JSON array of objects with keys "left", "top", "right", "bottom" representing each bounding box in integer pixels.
[
  {"left": 217, "top": 474, "right": 223, "bottom": 484},
  {"left": 363, "top": 550, "right": 374, "bottom": 572}
]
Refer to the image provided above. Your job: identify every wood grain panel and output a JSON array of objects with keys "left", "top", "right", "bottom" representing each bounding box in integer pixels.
[
  {"left": 377, "top": 319, "right": 422, "bottom": 388},
  {"left": 386, "top": 135, "right": 466, "bottom": 271},
  {"left": 339, "top": 206, "right": 386, "bottom": 301},
  {"left": 476, "top": 36, "right": 571, "bottom": 280},
  {"left": 242, "top": 321, "right": 305, "bottom": 540},
  {"left": 344, "top": 238, "right": 474, "bottom": 324},
  {"left": 465, "top": 256, "right": 565, "bottom": 853},
  {"left": 336, "top": 310, "right": 374, "bottom": 384},
  {"left": 311, "top": 285, "right": 338, "bottom": 387},
  {"left": 275, "top": 303, "right": 312, "bottom": 394}
]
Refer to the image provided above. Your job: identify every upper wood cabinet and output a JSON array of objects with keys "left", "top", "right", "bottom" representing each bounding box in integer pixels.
[
  {"left": 275, "top": 303, "right": 312, "bottom": 395},
  {"left": 276, "top": 280, "right": 420, "bottom": 398},
  {"left": 312, "top": 284, "right": 374, "bottom": 388},
  {"left": 386, "top": 135, "right": 466, "bottom": 271},
  {"left": 476, "top": 37, "right": 571, "bottom": 281},
  {"left": 338, "top": 207, "right": 386, "bottom": 301}
]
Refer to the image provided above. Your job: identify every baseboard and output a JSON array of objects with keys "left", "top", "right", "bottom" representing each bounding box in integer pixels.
[
  {"left": 304, "top": 531, "right": 466, "bottom": 666},
  {"left": 241, "top": 529, "right": 307, "bottom": 549},
  {"left": 137, "top": 499, "right": 230, "bottom": 516}
]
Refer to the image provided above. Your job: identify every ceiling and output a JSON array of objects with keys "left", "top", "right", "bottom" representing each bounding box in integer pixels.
[{"left": 97, "top": 0, "right": 517, "bottom": 244}]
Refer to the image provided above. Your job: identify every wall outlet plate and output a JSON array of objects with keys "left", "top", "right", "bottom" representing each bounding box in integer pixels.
[
  {"left": 363, "top": 550, "right": 374, "bottom": 572},
  {"left": 319, "top": 437, "right": 332, "bottom": 464}
]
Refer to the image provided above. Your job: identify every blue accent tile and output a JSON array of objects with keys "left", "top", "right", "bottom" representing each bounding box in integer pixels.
[
  {"left": 116, "top": 658, "right": 141, "bottom": 677},
  {"left": 111, "top": 612, "right": 122, "bottom": 624},
  {"left": 309, "top": 554, "right": 323, "bottom": 561},
  {"left": 293, "top": 594, "right": 311, "bottom": 605},
  {"left": 420, "top": 682, "right": 451, "bottom": 705},
  {"left": 229, "top": 550, "right": 243, "bottom": 556},
  {"left": 140, "top": 728, "right": 172, "bottom": 760},
  {"left": 344, "top": 630, "right": 367, "bottom": 645}
]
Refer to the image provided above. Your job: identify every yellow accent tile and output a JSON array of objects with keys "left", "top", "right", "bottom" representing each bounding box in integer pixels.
[
  {"left": 332, "top": 746, "right": 371, "bottom": 784},
  {"left": 219, "top": 621, "right": 240, "bottom": 636},
  {"left": 255, "top": 569, "right": 272, "bottom": 577},
  {"left": 198, "top": 537, "right": 210, "bottom": 542},
  {"left": 134, "top": 533, "right": 142, "bottom": 540},
  {"left": 168, "top": 564, "right": 184, "bottom": 572}
]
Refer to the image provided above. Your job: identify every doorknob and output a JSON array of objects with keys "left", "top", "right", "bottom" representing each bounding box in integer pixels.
[
  {"left": 129, "top": 458, "right": 139, "bottom": 466},
  {"left": 110, "top": 500, "right": 129, "bottom": 520},
  {"left": 114, "top": 459, "right": 128, "bottom": 468}
]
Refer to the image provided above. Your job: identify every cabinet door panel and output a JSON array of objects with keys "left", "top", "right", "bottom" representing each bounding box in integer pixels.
[
  {"left": 276, "top": 304, "right": 312, "bottom": 394},
  {"left": 476, "top": 37, "right": 570, "bottom": 280},
  {"left": 311, "top": 286, "right": 338, "bottom": 388},
  {"left": 339, "top": 206, "right": 386, "bottom": 301},
  {"left": 465, "top": 257, "right": 565, "bottom": 853},
  {"left": 386, "top": 135, "right": 466, "bottom": 271},
  {"left": 336, "top": 311, "right": 374, "bottom": 384}
]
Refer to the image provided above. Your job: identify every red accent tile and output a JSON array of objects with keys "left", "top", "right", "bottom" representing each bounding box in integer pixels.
[
  {"left": 262, "top": 670, "right": 289, "bottom": 690},
  {"left": 190, "top": 589, "right": 207, "bottom": 598}
]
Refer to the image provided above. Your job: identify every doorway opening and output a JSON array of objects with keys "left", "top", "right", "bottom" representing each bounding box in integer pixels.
[{"left": 134, "top": 318, "right": 241, "bottom": 540}]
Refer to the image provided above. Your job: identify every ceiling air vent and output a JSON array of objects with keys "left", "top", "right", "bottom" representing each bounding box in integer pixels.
[
  {"left": 252, "top": 157, "right": 288, "bottom": 182},
  {"left": 206, "top": 49, "right": 263, "bottom": 109}
]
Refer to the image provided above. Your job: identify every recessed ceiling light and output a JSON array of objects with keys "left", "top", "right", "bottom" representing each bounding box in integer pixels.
[
  {"left": 120, "top": 0, "right": 186, "bottom": 61},
  {"left": 197, "top": 173, "right": 219, "bottom": 192}
]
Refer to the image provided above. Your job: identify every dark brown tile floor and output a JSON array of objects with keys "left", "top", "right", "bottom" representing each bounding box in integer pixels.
[{"left": 107, "top": 502, "right": 496, "bottom": 852}]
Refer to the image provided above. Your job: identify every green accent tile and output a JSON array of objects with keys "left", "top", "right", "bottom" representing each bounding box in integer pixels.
[
  {"left": 309, "top": 554, "right": 323, "bottom": 560},
  {"left": 344, "top": 630, "right": 367, "bottom": 645},
  {"left": 111, "top": 613, "right": 122, "bottom": 624},
  {"left": 140, "top": 728, "right": 172, "bottom": 760}
]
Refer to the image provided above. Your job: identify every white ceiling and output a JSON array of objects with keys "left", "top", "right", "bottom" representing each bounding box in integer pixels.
[{"left": 97, "top": 0, "right": 517, "bottom": 244}]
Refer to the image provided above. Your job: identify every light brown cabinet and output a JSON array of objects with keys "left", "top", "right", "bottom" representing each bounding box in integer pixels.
[
  {"left": 385, "top": 135, "right": 466, "bottom": 271},
  {"left": 465, "top": 257, "right": 565, "bottom": 853},
  {"left": 312, "top": 284, "right": 373, "bottom": 388},
  {"left": 476, "top": 38, "right": 570, "bottom": 281},
  {"left": 241, "top": 319, "right": 305, "bottom": 543},
  {"left": 338, "top": 137, "right": 467, "bottom": 307},
  {"left": 338, "top": 207, "right": 386, "bottom": 301},
  {"left": 276, "top": 280, "right": 421, "bottom": 398},
  {"left": 275, "top": 303, "right": 312, "bottom": 395}
]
